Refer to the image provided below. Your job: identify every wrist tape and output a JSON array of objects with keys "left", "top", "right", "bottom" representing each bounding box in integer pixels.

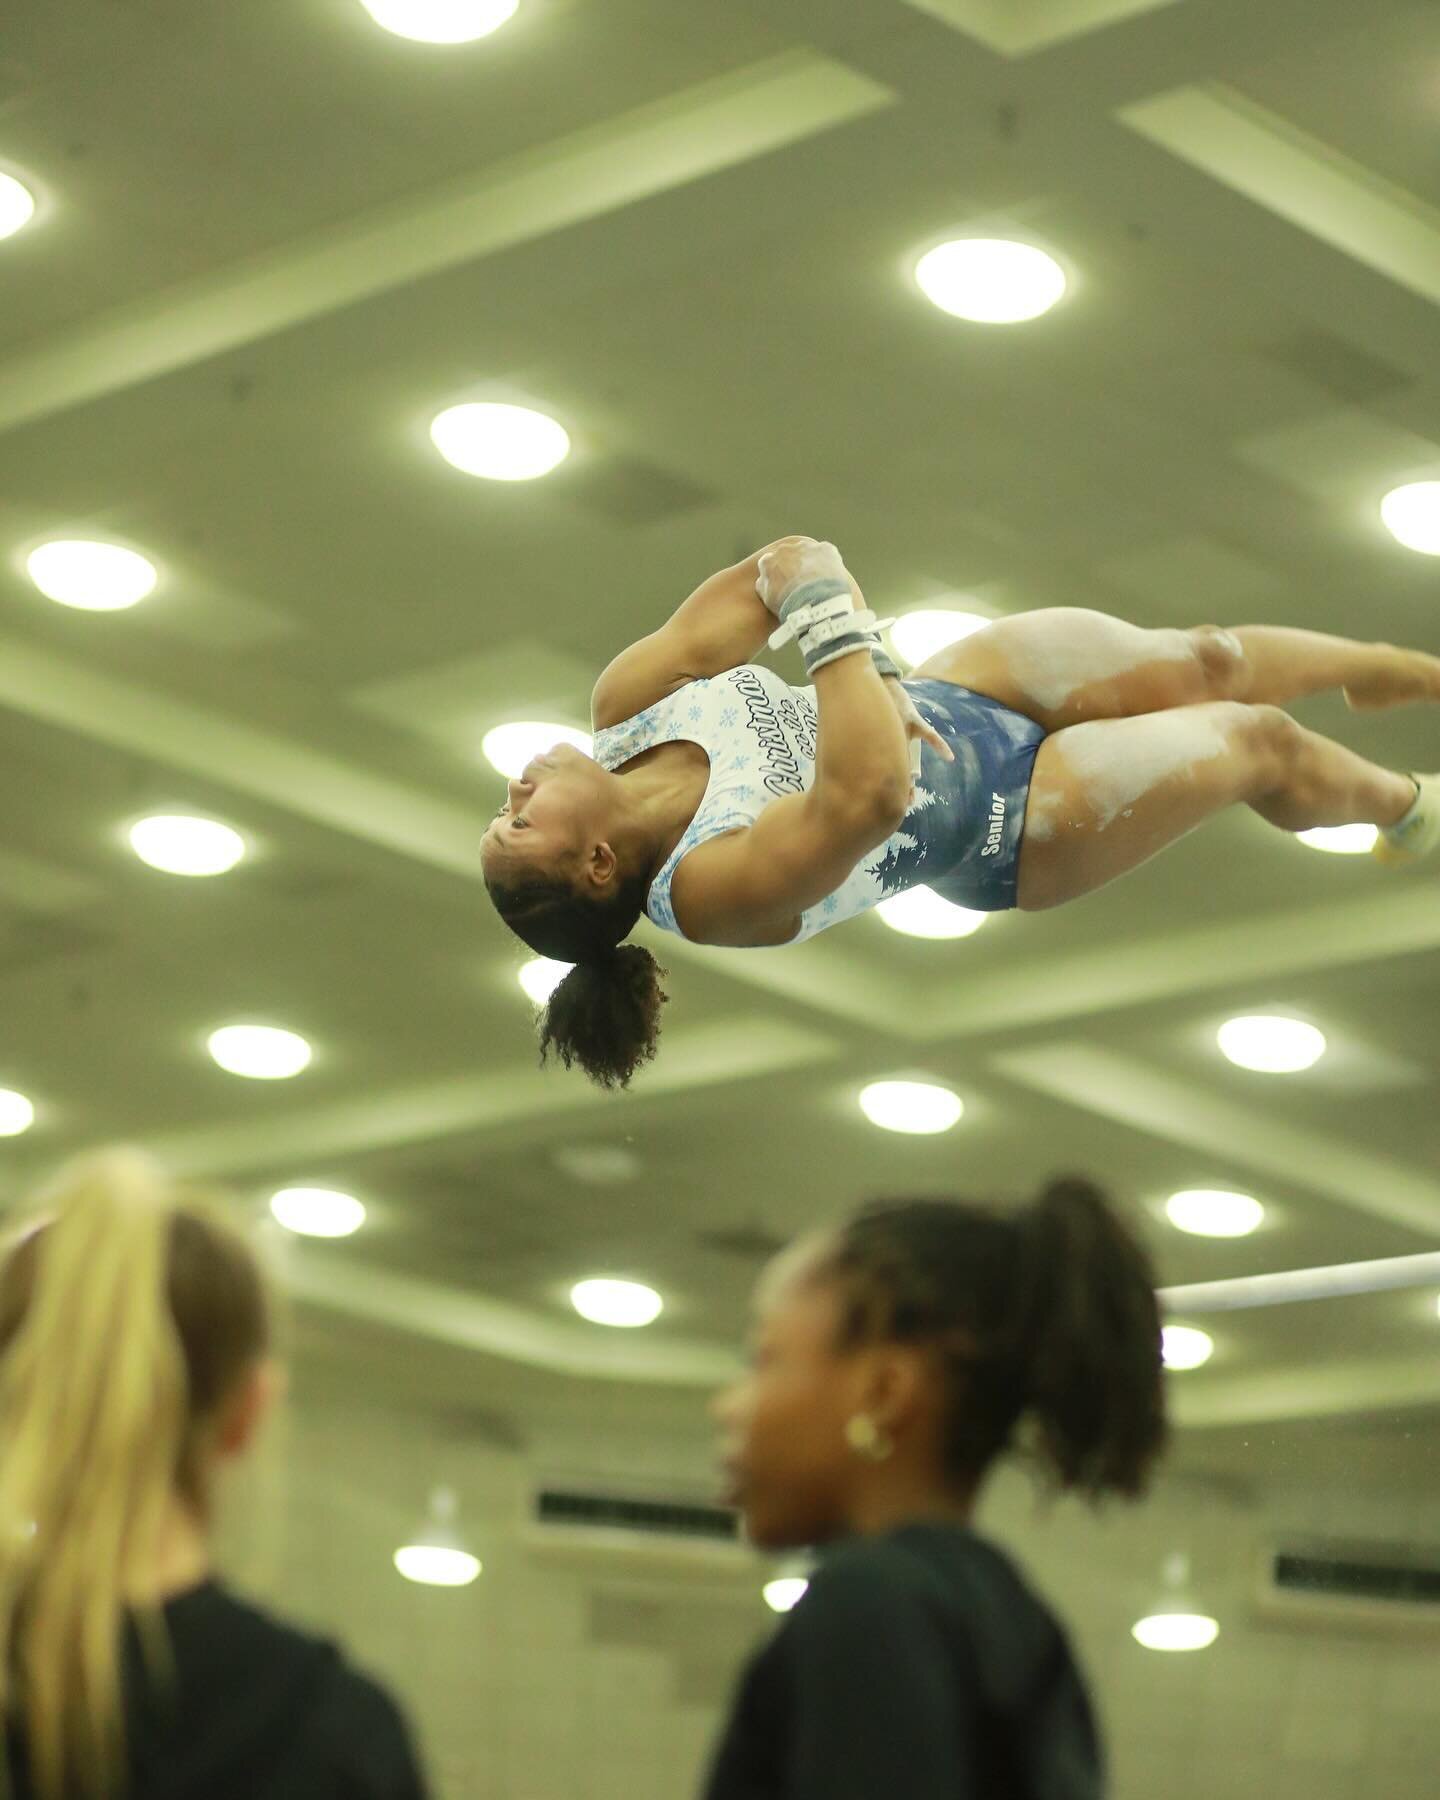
[{"left": 767, "top": 578, "right": 897, "bottom": 679}]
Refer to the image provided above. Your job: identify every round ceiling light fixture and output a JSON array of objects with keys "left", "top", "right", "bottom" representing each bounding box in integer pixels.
[{"left": 915, "top": 239, "right": 1067, "bottom": 324}]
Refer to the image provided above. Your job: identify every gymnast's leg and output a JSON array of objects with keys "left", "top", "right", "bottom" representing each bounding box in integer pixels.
[
  {"left": 912, "top": 607, "right": 1440, "bottom": 731},
  {"left": 1015, "top": 701, "right": 1419, "bottom": 911}
]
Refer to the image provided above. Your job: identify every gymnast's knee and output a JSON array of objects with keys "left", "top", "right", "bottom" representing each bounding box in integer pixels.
[
  {"left": 1238, "top": 702, "right": 1303, "bottom": 793},
  {"left": 1187, "top": 625, "right": 1248, "bottom": 698}
]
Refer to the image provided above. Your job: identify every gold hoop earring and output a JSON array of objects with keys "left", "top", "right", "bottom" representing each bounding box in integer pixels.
[{"left": 845, "top": 1414, "right": 895, "bottom": 1463}]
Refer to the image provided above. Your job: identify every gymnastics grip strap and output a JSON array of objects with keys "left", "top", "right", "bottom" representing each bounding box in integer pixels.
[
  {"left": 767, "top": 578, "right": 856, "bottom": 652},
  {"left": 767, "top": 578, "right": 891, "bottom": 665},
  {"left": 789, "top": 609, "right": 900, "bottom": 679},
  {"left": 767, "top": 573, "right": 915, "bottom": 769}
]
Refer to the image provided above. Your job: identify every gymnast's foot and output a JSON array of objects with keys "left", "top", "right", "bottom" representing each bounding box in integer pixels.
[
  {"left": 1344, "top": 644, "right": 1440, "bottom": 711},
  {"left": 1373, "top": 773, "right": 1440, "bottom": 866}
]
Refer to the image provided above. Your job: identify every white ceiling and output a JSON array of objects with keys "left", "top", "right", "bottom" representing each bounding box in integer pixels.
[{"left": 1, "top": 0, "right": 1439, "bottom": 1458}]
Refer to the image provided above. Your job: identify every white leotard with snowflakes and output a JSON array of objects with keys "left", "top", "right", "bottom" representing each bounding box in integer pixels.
[{"left": 590, "top": 663, "right": 952, "bottom": 946}]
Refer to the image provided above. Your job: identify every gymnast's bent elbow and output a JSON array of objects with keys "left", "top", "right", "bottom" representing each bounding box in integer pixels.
[
  {"left": 854, "top": 774, "right": 911, "bottom": 835},
  {"left": 808, "top": 779, "right": 908, "bottom": 854}
]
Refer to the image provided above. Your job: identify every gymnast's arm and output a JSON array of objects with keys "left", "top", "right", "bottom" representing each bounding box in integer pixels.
[
  {"left": 672, "top": 650, "right": 912, "bottom": 946},
  {"left": 591, "top": 540, "right": 803, "bottom": 729}
]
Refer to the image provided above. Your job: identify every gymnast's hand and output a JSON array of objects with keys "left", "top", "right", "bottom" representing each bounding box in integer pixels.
[
  {"left": 755, "top": 538, "right": 862, "bottom": 616},
  {"left": 883, "top": 676, "right": 954, "bottom": 801}
]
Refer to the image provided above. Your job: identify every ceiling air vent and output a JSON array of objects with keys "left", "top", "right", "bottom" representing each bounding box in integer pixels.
[
  {"left": 1261, "top": 327, "right": 1412, "bottom": 406},
  {"left": 525, "top": 1484, "right": 745, "bottom": 1575},
  {"left": 537, "top": 1488, "right": 737, "bottom": 1542},
  {"left": 1256, "top": 1538, "right": 1440, "bottom": 1637}
]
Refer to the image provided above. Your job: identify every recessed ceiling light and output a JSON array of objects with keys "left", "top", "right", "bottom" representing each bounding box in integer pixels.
[
  {"left": 129, "top": 816, "right": 246, "bottom": 877},
  {"left": 875, "top": 888, "right": 987, "bottom": 939},
  {"left": 1298, "top": 824, "right": 1378, "bottom": 855},
  {"left": 858, "top": 1080, "right": 964, "bottom": 1135},
  {"left": 763, "top": 1577, "right": 809, "bottom": 1614},
  {"left": 1217, "top": 1015, "right": 1326, "bottom": 1074},
  {"left": 888, "top": 609, "right": 992, "bottom": 669},
  {"left": 482, "top": 722, "right": 593, "bottom": 779},
  {"left": 1131, "top": 1613, "right": 1220, "bottom": 1653},
  {"left": 27, "top": 541, "right": 157, "bottom": 611},
  {"left": 570, "top": 1278, "right": 663, "bottom": 1329},
  {"left": 1161, "top": 1326, "right": 1214, "bottom": 1371},
  {"left": 208, "top": 1026, "right": 313, "bottom": 1081},
  {"left": 269, "top": 1187, "right": 367, "bottom": 1239},
  {"left": 0, "top": 172, "right": 36, "bottom": 241},
  {"left": 359, "top": 0, "right": 519, "bottom": 43},
  {"left": 431, "top": 402, "right": 569, "bottom": 480},
  {"left": 518, "top": 958, "right": 572, "bottom": 1006},
  {"left": 1165, "top": 1190, "right": 1264, "bottom": 1239},
  {"left": 0, "top": 1090, "right": 35, "bottom": 1137},
  {"left": 393, "top": 1545, "right": 483, "bottom": 1586},
  {"left": 915, "top": 239, "right": 1067, "bottom": 324},
  {"left": 1381, "top": 482, "right": 1440, "bottom": 556}
]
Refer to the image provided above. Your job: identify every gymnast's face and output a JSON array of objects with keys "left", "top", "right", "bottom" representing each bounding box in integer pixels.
[
  {"left": 480, "top": 744, "right": 613, "bottom": 884},
  {"left": 714, "top": 1241, "right": 911, "bottom": 1553}
]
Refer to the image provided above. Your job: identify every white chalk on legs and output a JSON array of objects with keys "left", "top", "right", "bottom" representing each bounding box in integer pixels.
[{"left": 1044, "top": 707, "right": 1237, "bottom": 831}]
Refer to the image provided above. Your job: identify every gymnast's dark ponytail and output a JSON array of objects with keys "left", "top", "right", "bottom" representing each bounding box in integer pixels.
[
  {"left": 1011, "top": 1176, "right": 1168, "bottom": 1499},
  {"left": 539, "top": 947, "right": 669, "bottom": 1090},
  {"left": 485, "top": 863, "right": 669, "bottom": 1089},
  {"left": 822, "top": 1176, "right": 1168, "bottom": 1502}
]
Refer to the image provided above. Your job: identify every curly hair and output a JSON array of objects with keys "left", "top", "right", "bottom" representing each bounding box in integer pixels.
[{"left": 485, "top": 862, "right": 669, "bottom": 1089}]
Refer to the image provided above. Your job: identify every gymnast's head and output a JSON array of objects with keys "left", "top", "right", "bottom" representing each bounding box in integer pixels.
[
  {"left": 715, "top": 1177, "right": 1169, "bottom": 1553},
  {"left": 481, "top": 743, "right": 669, "bottom": 1089}
]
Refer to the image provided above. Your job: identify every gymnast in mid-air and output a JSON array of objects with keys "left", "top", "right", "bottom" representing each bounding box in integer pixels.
[{"left": 482, "top": 536, "right": 1439, "bottom": 1086}]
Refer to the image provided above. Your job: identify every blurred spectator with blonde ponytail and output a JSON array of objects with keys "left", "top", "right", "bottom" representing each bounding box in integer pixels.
[{"left": 0, "top": 1148, "right": 429, "bottom": 1800}]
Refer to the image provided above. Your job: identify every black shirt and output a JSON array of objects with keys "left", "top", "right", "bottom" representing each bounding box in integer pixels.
[
  {"left": 703, "top": 1523, "right": 1103, "bottom": 1800},
  {"left": 6, "top": 1579, "right": 429, "bottom": 1800}
]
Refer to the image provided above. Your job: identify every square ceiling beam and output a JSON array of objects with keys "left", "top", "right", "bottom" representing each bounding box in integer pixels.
[
  {"left": 989, "top": 1042, "right": 1440, "bottom": 1239},
  {"left": 1120, "top": 84, "right": 1440, "bottom": 308},
  {"left": 0, "top": 52, "right": 894, "bottom": 437}
]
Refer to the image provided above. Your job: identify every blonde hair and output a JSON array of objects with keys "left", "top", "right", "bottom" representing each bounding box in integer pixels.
[{"left": 0, "top": 1148, "right": 271, "bottom": 1798}]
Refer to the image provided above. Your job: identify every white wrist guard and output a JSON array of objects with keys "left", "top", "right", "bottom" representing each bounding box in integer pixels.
[{"left": 767, "top": 578, "right": 896, "bottom": 678}]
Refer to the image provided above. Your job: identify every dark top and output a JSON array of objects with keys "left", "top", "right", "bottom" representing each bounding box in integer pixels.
[
  {"left": 6, "top": 1579, "right": 429, "bottom": 1800},
  {"left": 703, "top": 1524, "right": 1103, "bottom": 1800}
]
